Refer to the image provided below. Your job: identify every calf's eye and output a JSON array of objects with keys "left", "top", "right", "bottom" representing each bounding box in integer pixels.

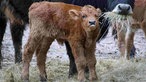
[{"left": 82, "top": 15, "right": 87, "bottom": 18}]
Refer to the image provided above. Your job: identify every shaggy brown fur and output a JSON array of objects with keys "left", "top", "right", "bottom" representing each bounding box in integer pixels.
[
  {"left": 21, "top": 1, "right": 101, "bottom": 82},
  {"left": 133, "top": 0, "right": 146, "bottom": 36}
]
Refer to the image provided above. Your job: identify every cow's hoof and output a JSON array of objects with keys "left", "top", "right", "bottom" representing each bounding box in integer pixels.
[
  {"left": 40, "top": 80, "right": 47, "bottom": 82},
  {"left": 79, "top": 79, "right": 87, "bottom": 82},
  {"left": 21, "top": 75, "right": 29, "bottom": 82},
  {"left": 68, "top": 74, "right": 73, "bottom": 78},
  {"left": 22, "top": 79, "right": 29, "bottom": 82},
  {"left": 0, "top": 62, "right": 2, "bottom": 69}
]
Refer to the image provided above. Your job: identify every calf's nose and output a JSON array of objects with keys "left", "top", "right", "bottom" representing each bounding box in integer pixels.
[{"left": 89, "top": 20, "right": 96, "bottom": 25}]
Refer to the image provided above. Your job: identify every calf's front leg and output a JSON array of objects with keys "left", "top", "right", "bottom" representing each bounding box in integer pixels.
[
  {"left": 85, "top": 43, "right": 97, "bottom": 81},
  {"left": 69, "top": 41, "right": 86, "bottom": 81}
]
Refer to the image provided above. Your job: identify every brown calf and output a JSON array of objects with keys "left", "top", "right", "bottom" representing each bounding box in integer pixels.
[{"left": 21, "top": 1, "right": 101, "bottom": 82}]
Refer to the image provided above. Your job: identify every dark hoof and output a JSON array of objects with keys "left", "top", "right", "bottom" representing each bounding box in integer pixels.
[
  {"left": 68, "top": 74, "right": 75, "bottom": 78},
  {"left": 68, "top": 70, "right": 77, "bottom": 78},
  {"left": 0, "top": 59, "right": 2, "bottom": 69},
  {"left": 40, "top": 75, "right": 47, "bottom": 82}
]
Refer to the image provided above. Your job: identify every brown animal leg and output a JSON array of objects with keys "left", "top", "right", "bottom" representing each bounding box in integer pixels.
[
  {"left": 125, "top": 31, "right": 135, "bottom": 60},
  {"left": 69, "top": 41, "right": 86, "bottom": 81},
  {"left": 85, "top": 44, "right": 97, "bottom": 81},
  {"left": 141, "top": 20, "right": 146, "bottom": 37},
  {"left": 117, "top": 30, "right": 126, "bottom": 58},
  {"left": 36, "top": 37, "right": 54, "bottom": 82},
  {"left": 21, "top": 34, "right": 42, "bottom": 81}
]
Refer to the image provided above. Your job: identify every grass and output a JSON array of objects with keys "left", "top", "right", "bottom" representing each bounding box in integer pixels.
[{"left": 0, "top": 58, "right": 146, "bottom": 82}]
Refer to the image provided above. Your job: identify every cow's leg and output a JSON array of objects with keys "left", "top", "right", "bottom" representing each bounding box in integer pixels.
[
  {"left": 141, "top": 20, "right": 146, "bottom": 37},
  {"left": 0, "top": 12, "right": 7, "bottom": 69},
  {"left": 130, "top": 45, "right": 136, "bottom": 58},
  {"left": 125, "top": 27, "right": 135, "bottom": 60},
  {"left": 36, "top": 37, "right": 54, "bottom": 82},
  {"left": 112, "top": 28, "right": 136, "bottom": 58},
  {"left": 117, "top": 30, "right": 126, "bottom": 58},
  {"left": 86, "top": 44, "right": 97, "bottom": 81},
  {"left": 141, "top": 10, "right": 146, "bottom": 37},
  {"left": 64, "top": 41, "right": 77, "bottom": 78},
  {"left": 10, "top": 23, "right": 25, "bottom": 63},
  {"left": 21, "top": 34, "right": 42, "bottom": 81},
  {"left": 69, "top": 41, "right": 86, "bottom": 81}
]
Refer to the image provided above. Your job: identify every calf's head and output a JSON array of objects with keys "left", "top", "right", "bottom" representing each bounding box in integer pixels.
[{"left": 69, "top": 5, "right": 101, "bottom": 31}]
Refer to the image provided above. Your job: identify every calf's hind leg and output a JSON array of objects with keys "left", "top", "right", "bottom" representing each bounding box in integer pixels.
[
  {"left": 21, "top": 34, "right": 42, "bottom": 81},
  {"left": 36, "top": 37, "right": 54, "bottom": 82}
]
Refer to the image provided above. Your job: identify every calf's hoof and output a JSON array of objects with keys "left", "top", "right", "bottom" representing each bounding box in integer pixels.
[
  {"left": 89, "top": 76, "right": 98, "bottom": 81},
  {"left": 78, "top": 76, "right": 86, "bottom": 82},
  {"left": 40, "top": 75, "right": 47, "bottom": 82},
  {"left": 89, "top": 72, "right": 98, "bottom": 81}
]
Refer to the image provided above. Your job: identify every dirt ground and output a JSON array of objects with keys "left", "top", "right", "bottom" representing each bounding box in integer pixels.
[{"left": 0, "top": 22, "right": 146, "bottom": 82}]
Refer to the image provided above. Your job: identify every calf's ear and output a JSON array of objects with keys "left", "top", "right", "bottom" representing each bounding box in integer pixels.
[
  {"left": 69, "top": 9, "right": 80, "bottom": 20},
  {"left": 96, "top": 8, "right": 102, "bottom": 16}
]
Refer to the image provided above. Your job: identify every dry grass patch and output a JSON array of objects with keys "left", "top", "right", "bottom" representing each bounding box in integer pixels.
[{"left": 0, "top": 58, "right": 146, "bottom": 82}]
